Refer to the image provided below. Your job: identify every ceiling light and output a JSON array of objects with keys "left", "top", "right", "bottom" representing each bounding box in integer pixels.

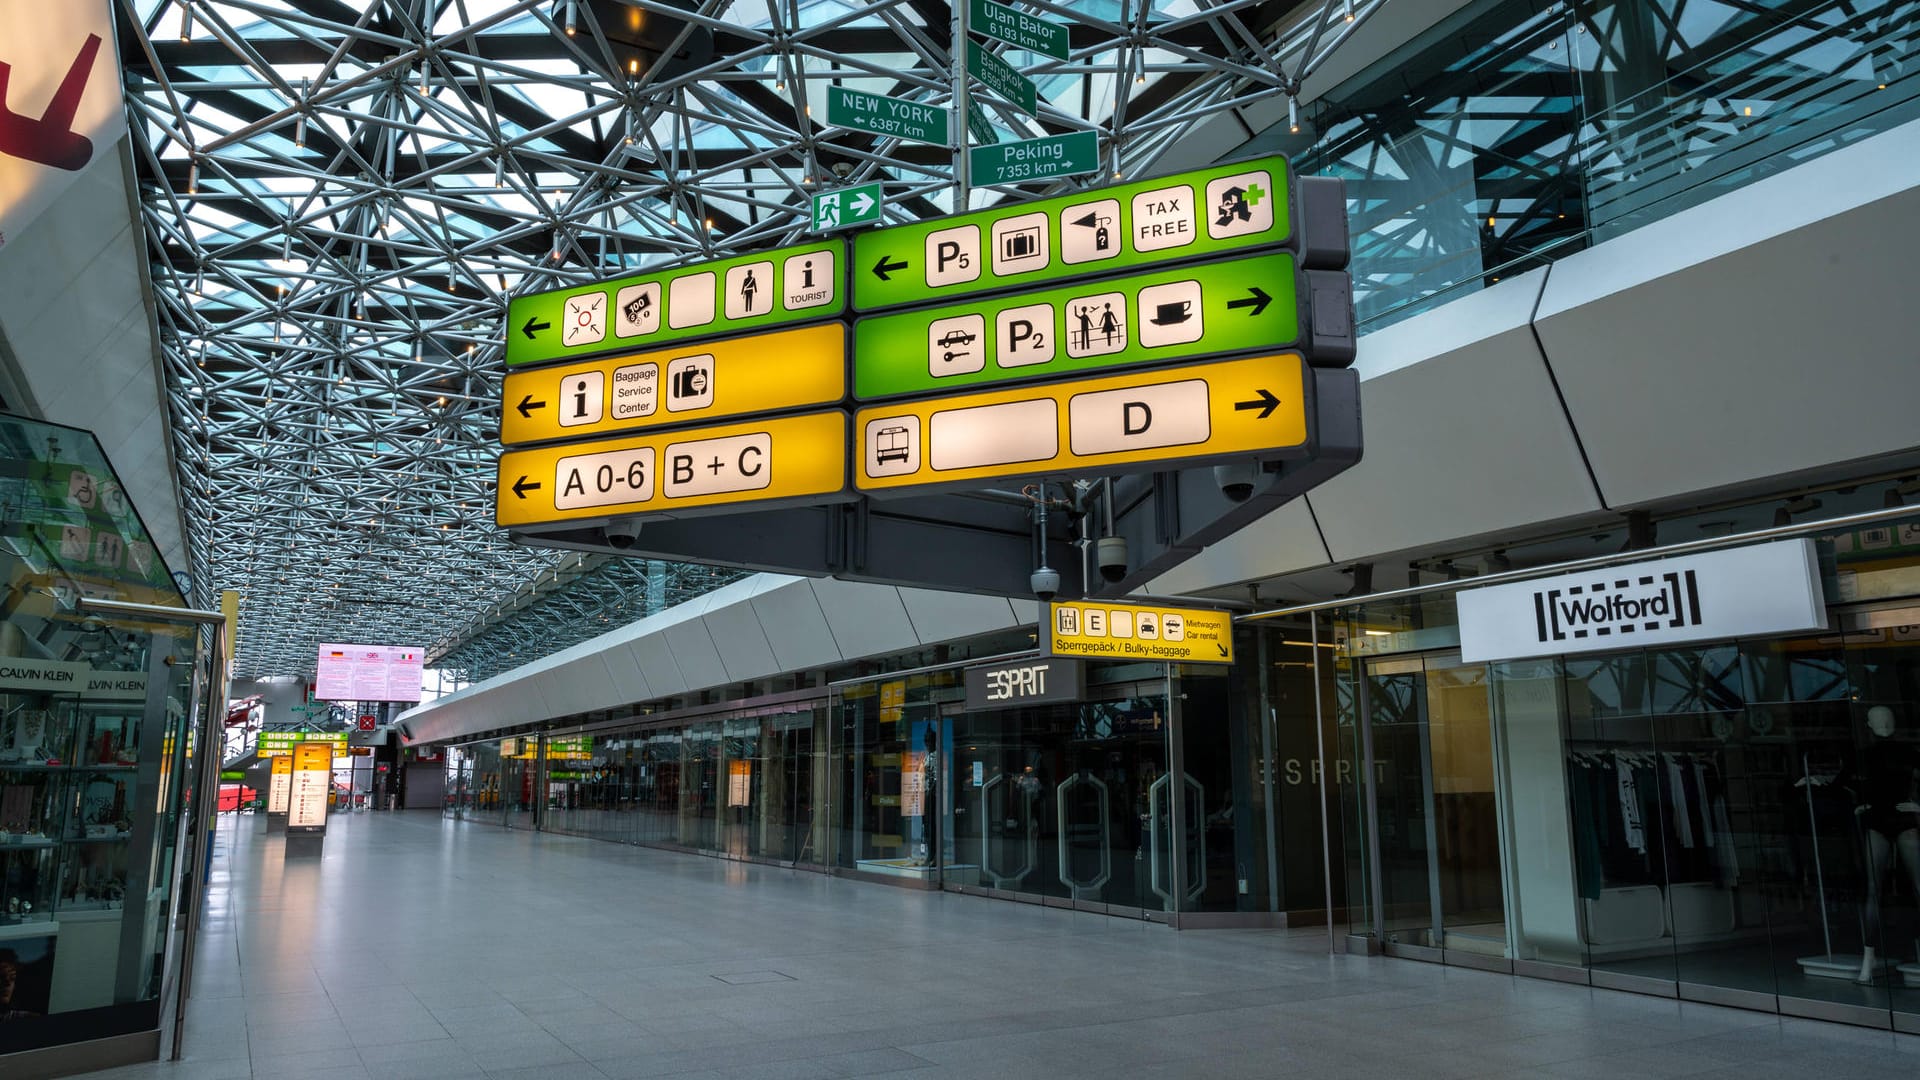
[
  {"left": 1343, "top": 0, "right": 1354, "bottom": 21},
  {"left": 179, "top": 3, "right": 192, "bottom": 42},
  {"left": 1287, "top": 96, "right": 1298, "bottom": 134}
]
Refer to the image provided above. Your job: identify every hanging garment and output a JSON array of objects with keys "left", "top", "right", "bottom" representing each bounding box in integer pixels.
[
  {"left": 1692, "top": 759, "right": 1714, "bottom": 849},
  {"left": 1569, "top": 758, "right": 1605, "bottom": 901},
  {"left": 1667, "top": 755, "right": 1695, "bottom": 850},
  {"left": 1617, "top": 756, "right": 1646, "bottom": 854}
]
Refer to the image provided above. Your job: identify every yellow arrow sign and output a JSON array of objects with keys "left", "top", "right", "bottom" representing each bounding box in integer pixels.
[
  {"left": 852, "top": 353, "right": 1308, "bottom": 495},
  {"left": 500, "top": 323, "right": 847, "bottom": 447},
  {"left": 495, "top": 411, "right": 849, "bottom": 529},
  {"left": 1047, "top": 601, "right": 1235, "bottom": 664}
]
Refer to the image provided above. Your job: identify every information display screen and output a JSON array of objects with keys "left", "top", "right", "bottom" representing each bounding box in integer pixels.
[{"left": 316, "top": 643, "right": 424, "bottom": 702}]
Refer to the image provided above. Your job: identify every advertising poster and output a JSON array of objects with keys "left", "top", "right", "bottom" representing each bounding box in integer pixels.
[
  {"left": 288, "top": 742, "right": 331, "bottom": 830},
  {"left": 266, "top": 754, "right": 292, "bottom": 814},
  {"left": 0, "top": 933, "right": 56, "bottom": 1020}
]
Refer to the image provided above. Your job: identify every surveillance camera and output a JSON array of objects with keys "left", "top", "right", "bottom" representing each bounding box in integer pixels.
[
  {"left": 1095, "top": 536, "right": 1129, "bottom": 584},
  {"left": 1213, "top": 463, "right": 1259, "bottom": 504},
  {"left": 603, "top": 518, "right": 642, "bottom": 550},
  {"left": 1029, "top": 567, "right": 1061, "bottom": 602},
  {"left": 832, "top": 161, "right": 853, "bottom": 178}
]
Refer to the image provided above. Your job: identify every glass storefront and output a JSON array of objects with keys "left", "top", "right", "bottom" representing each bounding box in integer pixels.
[
  {"left": 1318, "top": 512, "right": 1920, "bottom": 1029},
  {"left": 0, "top": 415, "right": 213, "bottom": 1061}
]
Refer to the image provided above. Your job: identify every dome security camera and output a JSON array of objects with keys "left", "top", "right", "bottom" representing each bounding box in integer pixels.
[
  {"left": 1029, "top": 567, "right": 1061, "bottom": 602},
  {"left": 1095, "top": 536, "right": 1129, "bottom": 584},
  {"left": 603, "top": 519, "right": 642, "bottom": 550}
]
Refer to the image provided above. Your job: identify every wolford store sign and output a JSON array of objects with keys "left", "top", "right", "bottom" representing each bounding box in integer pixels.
[{"left": 1457, "top": 540, "right": 1828, "bottom": 664}]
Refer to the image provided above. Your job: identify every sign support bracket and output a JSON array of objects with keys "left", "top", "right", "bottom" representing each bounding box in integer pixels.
[{"left": 955, "top": 0, "right": 971, "bottom": 210}]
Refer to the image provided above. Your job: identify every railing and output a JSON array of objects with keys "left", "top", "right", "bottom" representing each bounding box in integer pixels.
[{"left": 1236, "top": 0, "right": 1920, "bottom": 333}]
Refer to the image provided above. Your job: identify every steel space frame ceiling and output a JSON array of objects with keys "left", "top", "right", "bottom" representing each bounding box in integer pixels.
[{"left": 117, "top": 0, "right": 1376, "bottom": 683}]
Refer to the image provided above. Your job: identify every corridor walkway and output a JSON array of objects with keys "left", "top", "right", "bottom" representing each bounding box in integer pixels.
[{"left": 87, "top": 812, "right": 1920, "bottom": 1080}]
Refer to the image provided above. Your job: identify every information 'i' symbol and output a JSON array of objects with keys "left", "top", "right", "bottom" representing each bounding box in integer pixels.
[
  {"left": 573, "top": 379, "right": 590, "bottom": 419},
  {"left": 802, "top": 260, "right": 814, "bottom": 290}
]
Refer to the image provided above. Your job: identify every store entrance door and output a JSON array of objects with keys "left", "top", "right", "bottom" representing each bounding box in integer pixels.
[{"left": 1362, "top": 653, "right": 1512, "bottom": 964}]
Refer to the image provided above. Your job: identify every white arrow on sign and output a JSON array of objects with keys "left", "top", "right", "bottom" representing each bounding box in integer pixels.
[{"left": 849, "top": 191, "right": 875, "bottom": 217}]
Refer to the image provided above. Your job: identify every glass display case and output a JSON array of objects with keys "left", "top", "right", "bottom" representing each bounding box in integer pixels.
[{"left": 0, "top": 698, "right": 143, "bottom": 923}]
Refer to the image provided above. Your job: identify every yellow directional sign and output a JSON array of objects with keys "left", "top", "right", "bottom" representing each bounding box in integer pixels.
[
  {"left": 495, "top": 411, "right": 849, "bottom": 529},
  {"left": 500, "top": 323, "right": 846, "bottom": 447},
  {"left": 1047, "top": 601, "right": 1235, "bottom": 664},
  {"left": 853, "top": 353, "right": 1309, "bottom": 496}
]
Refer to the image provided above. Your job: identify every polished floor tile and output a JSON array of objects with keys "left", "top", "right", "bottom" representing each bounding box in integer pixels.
[{"left": 71, "top": 810, "right": 1920, "bottom": 1080}]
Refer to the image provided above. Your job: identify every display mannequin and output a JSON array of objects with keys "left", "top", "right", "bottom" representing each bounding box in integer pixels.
[{"left": 1857, "top": 704, "right": 1920, "bottom": 978}]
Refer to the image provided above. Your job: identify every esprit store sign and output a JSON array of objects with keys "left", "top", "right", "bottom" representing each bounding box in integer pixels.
[
  {"left": 0, "top": 0, "right": 124, "bottom": 250},
  {"left": 1457, "top": 539, "right": 1828, "bottom": 664}
]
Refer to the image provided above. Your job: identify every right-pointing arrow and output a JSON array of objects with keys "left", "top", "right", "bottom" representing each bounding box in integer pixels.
[
  {"left": 849, "top": 191, "right": 874, "bottom": 217},
  {"left": 1234, "top": 389, "right": 1281, "bottom": 420},
  {"left": 1225, "top": 286, "right": 1272, "bottom": 317}
]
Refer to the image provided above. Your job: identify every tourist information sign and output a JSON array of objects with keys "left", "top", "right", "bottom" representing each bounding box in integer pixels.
[
  {"left": 852, "top": 155, "right": 1291, "bottom": 311},
  {"left": 501, "top": 324, "right": 846, "bottom": 446},
  {"left": 852, "top": 353, "right": 1310, "bottom": 496},
  {"left": 505, "top": 238, "right": 844, "bottom": 368},
  {"left": 495, "top": 411, "right": 849, "bottom": 529},
  {"left": 971, "top": 0, "right": 1069, "bottom": 60},
  {"left": 825, "top": 86, "right": 950, "bottom": 146},
  {"left": 1046, "top": 601, "right": 1235, "bottom": 663},
  {"left": 810, "top": 183, "right": 883, "bottom": 233},
  {"left": 970, "top": 131, "right": 1098, "bottom": 188},
  {"left": 853, "top": 251, "right": 1299, "bottom": 399},
  {"left": 966, "top": 41, "right": 1037, "bottom": 117}
]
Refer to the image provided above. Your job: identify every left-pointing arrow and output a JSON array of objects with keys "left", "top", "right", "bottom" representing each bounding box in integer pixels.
[
  {"left": 515, "top": 394, "right": 546, "bottom": 418},
  {"left": 1233, "top": 388, "right": 1281, "bottom": 420},
  {"left": 521, "top": 316, "right": 552, "bottom": 340},
  {"left": 511, "top": 476, "right": 542, "bottom": 499},
  {"left": 873, "top": 255, "right": 909, "bottom": 281}
]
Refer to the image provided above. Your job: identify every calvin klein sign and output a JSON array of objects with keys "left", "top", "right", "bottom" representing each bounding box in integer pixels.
[{"left": 1457, "top": 540, "right": 1828, "bottom": 664}]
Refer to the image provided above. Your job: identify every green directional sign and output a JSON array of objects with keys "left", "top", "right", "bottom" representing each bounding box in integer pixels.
[
  {"left": 826, "top": 86, "right": 950, "bottom": 147},
  {"left": 967, "top": 41, "right": 1037, "bottom": 117},
  {"left": 853, "top": 251, "right": 1301, "bottom": 400},
  {"left": 970, "top": 131, "right": 1097, "bottom": 188},
  {"left": 853, "top": 153, "right": 1292, "bottom": 312},
  {"left": 811, "top": 183, "right": 883, "bottom": 233},
  {"left": 971, "top": 0, "right": 1069, "bottom": 60},
  {"left": 966, "top": 103, "right": 999, "bottom": 146},
  {"left": 504, "top": 238, "right": 846, "bottom": 368}
]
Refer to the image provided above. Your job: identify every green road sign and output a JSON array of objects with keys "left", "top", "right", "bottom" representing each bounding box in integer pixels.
[
  {"left": 967, "top": 41, "right": 1037, "bottom": 117},
  {"left": 966, "top": 103, "right": 999, "bottom": 146},
  {"left": 853, "top": 251, "right": 1300, "bottom": 400},
  {"left": 811, "top": 183, "right": 883, "bottom": 232},
  {"left": 971, "top": 0, "right": 1069, "bottom": 60},
  {"left": 504, "top": 238, "right": 846, "bottom": 368},
  {"left": 826, "top": 86, "right": 950, "bottom": 146},
  {"left": 853, "top": 153, "right": 1292, "bottom": 312},
  {"left": 970, "top": 131, "right": 1097, "bottom": 188}
]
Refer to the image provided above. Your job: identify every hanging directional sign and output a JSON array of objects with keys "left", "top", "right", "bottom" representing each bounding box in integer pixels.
[
  {"left": 969, "top": 131, "right": 1098, "bottom": 188},
  {"left": 853, "top": 353, "right": 1310, "bottom": 496},
  {"left": 501, "top": 323, "right": 846, "bottom": 446},
  {"left": 966, "top": 103, "right": 1000, "bottom": 147},
  {"left": 966, "top": 41, "right": 1037, "bottom": 117},
  {"left": 971, "top": 0, "right": 1069, "bottom": 60},
  {"left": 853, "top": 154, "right": 1291, "bottom": 312},
  {"left": 1046, "top": 601, "right": 1235, "bottom": 664},
  {"left": 505, "top": 238, "right": 845, "bottom": 368},
  {"left": 825, "top": 86, "right": 950, "bottom": 147},
  {"left": 853, "top": 251, "right": 1299, "bottom": 400},
  {"left": 810, "top": 183, "right": 883, "bottom": 233},
  {"left": 495, "top": 411, "right": 850, "bottom": 529}
]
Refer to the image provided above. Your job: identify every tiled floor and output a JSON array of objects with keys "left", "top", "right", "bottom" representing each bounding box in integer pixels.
[{"left": 84, "top": 811, "right": 1920, "bottom": 1080}]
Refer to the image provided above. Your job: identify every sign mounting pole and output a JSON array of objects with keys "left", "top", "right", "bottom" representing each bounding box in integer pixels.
[{"left": 955, "top": 0, "right": 971, "bottom": 211}]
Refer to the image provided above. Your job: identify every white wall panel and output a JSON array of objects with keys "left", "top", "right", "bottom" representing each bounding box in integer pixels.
[
  {"left": 535, "top": 655, "right": 618, "bottom": 717},
  {"left": 1306, "top": 269, "right": 1604, "bottom": 562},
  {"left": 1536, "top": 119, "right": 1920, "bottom": 508},
  {"left": 898, "top": 589, "right": 1020, "bottom": 646},
  {"left": 809, "top": 577, "right": 917, "bottom": 659},
  {"left": 703, "top": 599, "right": 780, "bottom": 684},
  {"left": 750, "top": 579, "right": 844, "bottom": 672},
  {"left": 1147, "top": 498, "right": 1330, "bottom": 596},
  {"left": 663, "top": 620, "right": 728, "bottom": 690},
  {"left": 601, "top": 641, "right": 653, "bottom": 704},
  {"left": 629, "top": 633, "right": 687, "bottom": 698}
]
